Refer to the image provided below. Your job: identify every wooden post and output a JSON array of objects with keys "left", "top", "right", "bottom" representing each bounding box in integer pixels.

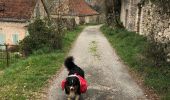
[{"left": 5, "top": 44, "right": 9, "bottom": 67}]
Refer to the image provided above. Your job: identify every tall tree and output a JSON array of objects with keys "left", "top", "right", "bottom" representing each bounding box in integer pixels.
[
  {"left": 105, "top": 0, "right": 115, "bottom": 26},
  {"left": 104, "top": 0, "right": 122, "bottom": 28}
]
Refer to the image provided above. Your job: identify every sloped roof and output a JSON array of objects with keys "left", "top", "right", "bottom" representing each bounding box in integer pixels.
[
  {"left": 0, "top": 0, "right": 37, "bottom": 22},
  {"left": 53, "top": 0, "right": 99, "bottom": 16}
]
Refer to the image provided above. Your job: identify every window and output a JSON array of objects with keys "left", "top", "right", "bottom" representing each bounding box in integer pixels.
[
  {"left": 0, "top": 34, "right": 5, "bottom": 44},
  {"left": 12, "top": 34, "right": 19, "bottom": 45}
]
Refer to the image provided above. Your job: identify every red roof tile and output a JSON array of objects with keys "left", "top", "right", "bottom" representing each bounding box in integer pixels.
[
  {"left": 56, "top": 0, "right": 99, "bottom": 16},
  {"left": 0, "top": 0, "right": 36, "bottom": 21}
]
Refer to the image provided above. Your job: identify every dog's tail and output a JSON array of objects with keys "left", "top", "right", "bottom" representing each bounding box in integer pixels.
[{"left": 64, "top": 56, "right": 74, "bottom": 70}]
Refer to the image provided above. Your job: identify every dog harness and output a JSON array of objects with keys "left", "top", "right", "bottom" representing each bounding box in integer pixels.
[{"left": 61, "top": 74, "right": 88, "bottom": 93}]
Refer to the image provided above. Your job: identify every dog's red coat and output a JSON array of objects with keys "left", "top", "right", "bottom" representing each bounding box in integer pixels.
[{"left": 61, "top": 75, "right": 88, "bottom": 93}]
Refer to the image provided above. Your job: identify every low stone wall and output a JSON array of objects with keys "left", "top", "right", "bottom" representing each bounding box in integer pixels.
[{"left": 85, "top": 15, "right": 101, "bottom": 24}]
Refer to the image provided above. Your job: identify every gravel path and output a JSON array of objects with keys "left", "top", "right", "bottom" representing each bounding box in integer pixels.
[{"left": 46, "top": 25, "right": 147, "bottom": 100}]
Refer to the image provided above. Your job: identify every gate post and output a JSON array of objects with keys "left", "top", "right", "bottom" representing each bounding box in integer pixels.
[{"left": 5, "top": 44, "right": 9, "bottom": 67}]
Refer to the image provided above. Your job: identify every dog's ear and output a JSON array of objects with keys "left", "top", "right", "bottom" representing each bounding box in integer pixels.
[{"left": 65, "top": 81, "right": 70, "bottom": 94}]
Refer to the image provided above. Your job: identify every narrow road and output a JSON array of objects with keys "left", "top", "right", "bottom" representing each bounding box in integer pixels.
[{"left": 47, "top": 25, "right": 147, "bottom": 100}]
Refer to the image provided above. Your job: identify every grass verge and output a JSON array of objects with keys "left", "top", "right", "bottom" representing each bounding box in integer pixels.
[
  {"left": 0, "top": 26, "right": 84, "bottom": 99},
  {"left": 0, "top": 60, "right": 6, "bottom": 70},
  {"left": 101, "top": 25, "right": 170, "bottom": 100}
]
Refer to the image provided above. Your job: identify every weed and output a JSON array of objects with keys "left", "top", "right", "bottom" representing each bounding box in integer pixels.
[{"left": 89, "top": 41, "right": 100, "bottom": 59}]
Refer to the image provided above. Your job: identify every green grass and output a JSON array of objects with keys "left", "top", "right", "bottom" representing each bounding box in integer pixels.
[
  {"left": 101, "top": 25, "right": 170, "bottom": 100},
  {"left": 0, "top": 26, "right": 84, "bottom": 99},
  {"left": 0, "top": 60, "right": 6, "bottom": 70},
  {"left": 0, "top": 52, "right": 6, "bottom": 69}
]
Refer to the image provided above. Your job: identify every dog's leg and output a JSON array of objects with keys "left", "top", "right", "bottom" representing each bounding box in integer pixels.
[{"left": 75, "top": 95, "right": 80, "bottom": 100}]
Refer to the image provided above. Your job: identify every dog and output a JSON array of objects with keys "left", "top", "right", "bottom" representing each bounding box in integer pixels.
[
  {"left": 63, "top": 56, "right": 85, "bottom": 100},
  {"left": 64, "top": 75, "right": 81, "bottom": 100}
]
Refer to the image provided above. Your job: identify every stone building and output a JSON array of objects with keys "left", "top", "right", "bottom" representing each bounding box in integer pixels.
[
  {"left": 85, "top": 0, "right": 105, "bottom": 23},
  {"left": 51, "top": 0, "right": 99, "bottom": 25},
  {"left": 120, "top": 0, "right": 170, "bottom": 40},
  {"left": 0, "top": 0, "right": 49, "bottom": 45},
  {"left": 121, "top": 0, "right": 140, "bottom": 31}
]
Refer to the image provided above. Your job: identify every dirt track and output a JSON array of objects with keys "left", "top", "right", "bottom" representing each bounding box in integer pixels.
[{"left": 46, "top": 25, "right": 147, "bottom": 100}]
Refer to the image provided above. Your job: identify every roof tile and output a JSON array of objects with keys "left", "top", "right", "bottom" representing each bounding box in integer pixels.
[
  {"left": 0, "top": 0, "right": 36, "bottom": 21},
  {"left": 55, "top": 0, "right": 99, "bottom": 16}
]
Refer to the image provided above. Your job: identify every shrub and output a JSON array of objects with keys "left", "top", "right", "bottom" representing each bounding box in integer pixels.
[{"left": 19, "top": 18, "right": 65, "bottom": 56}]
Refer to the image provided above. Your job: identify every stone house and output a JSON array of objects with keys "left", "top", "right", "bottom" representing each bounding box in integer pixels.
[
  {"left": 85, "top": 0, "right": 105, "bottom": 23},
  {"left": 120, "top": 0, "right": 170, "bottom": 40},
  {"left": 51, "top": 0, "right": 100, "bottom": 25},
  {"left": 0, "top": 0, "right": 49, "bottom": 45}
]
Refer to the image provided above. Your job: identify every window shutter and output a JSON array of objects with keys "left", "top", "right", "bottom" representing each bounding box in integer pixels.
[
  {"left": 0, "top": 34, "right": 5, "bottom": 44},
  {"left": 12, "top": 34, "right": 19, "bottom": 45},
  {"left": 0, "top": 34, "right": 5, "bottom": 49}
]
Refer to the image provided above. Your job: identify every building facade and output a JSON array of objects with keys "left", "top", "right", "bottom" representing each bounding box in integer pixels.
[
  {"left": 52, "top": 0, "right": 99, "bottom": 25},
  {"left": 0, "top": 0, "right": 48, "bottom": 45}
]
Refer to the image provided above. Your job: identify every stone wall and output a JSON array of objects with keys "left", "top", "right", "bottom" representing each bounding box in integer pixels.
[
  {"left": 120, "top": 0, "right": 170, "bottom": 40},
  {"left": 85, "top": 15, "right": 100, "bottom": 24},
  {"left": 120, "top": 0, "right": 141, "bottom": 31},
  {"left": 140, "top": 1, "right": 170, "bottom": 40}
]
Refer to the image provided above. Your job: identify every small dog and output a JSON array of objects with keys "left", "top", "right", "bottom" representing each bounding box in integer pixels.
[
  {"left": 64, "top": 56, "right": 85, "bottom": 100},
  {"left": 65, "top": 75, "right": 81, "bottom": 100}
]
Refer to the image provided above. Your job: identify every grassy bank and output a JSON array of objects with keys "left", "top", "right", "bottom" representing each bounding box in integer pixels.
[
  {"left": 0, "top": 26, "right": 84, "bottom": 99},
  {"left": 101, "top": 25, "right": 170, "bottom": 99}
]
